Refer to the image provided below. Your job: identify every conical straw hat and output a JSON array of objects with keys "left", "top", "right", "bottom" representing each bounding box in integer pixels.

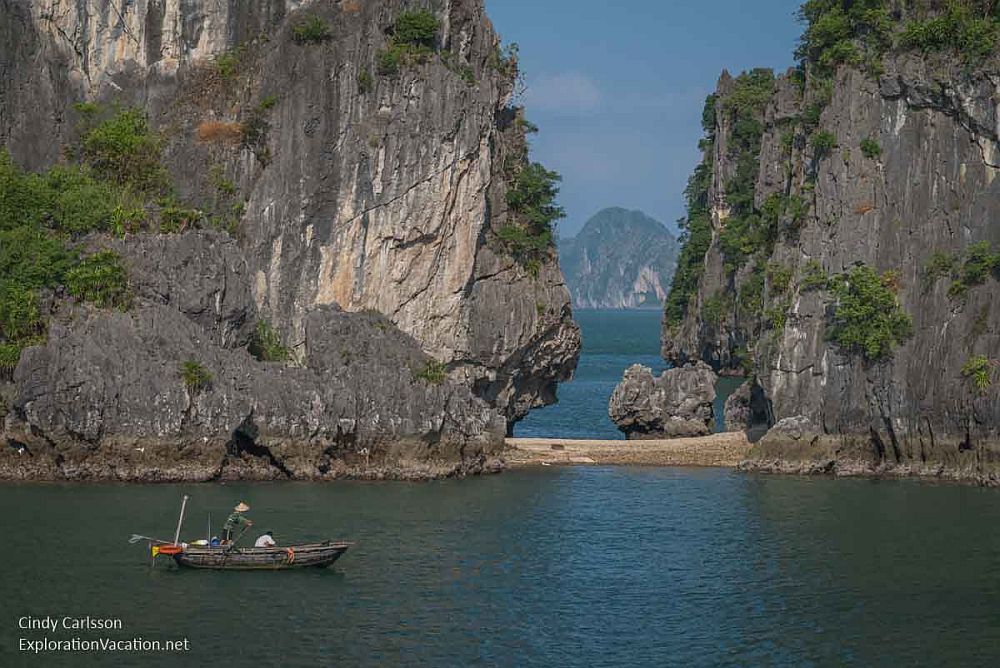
[{"left": 234, "top": 502, "right": 250, "bottom": 512}]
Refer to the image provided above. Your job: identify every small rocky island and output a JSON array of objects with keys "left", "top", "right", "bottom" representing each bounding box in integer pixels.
[
  {"left": 559, "top": 208, "right": 678, "bottom": 309},
  {"left": 608, "top": 363, "right": 717, "bottom": 439}
]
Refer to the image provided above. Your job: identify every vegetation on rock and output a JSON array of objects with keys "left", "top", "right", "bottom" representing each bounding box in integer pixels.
[
  {"left": 827, "top": 264, "right": 913, "bottom": 361},
  {"left": 413, "top": 359, "right": 447, "bottom": 384},
  {"left": 498, "top": 162, "right": 564, "bottom": 275},
  {"left": 249, "top": 320, "right": 292, "bottom": 362},
  {"left": 377, "top": 9, "right": 440, "bottom": 75},
  {"left": 65, "top": 250, "right": 131, "bottom": 310},
  {"left": 665, "top": 94, "right": 716, "bottom": 328},
  {"left": 922, "top": 242, "right": 1000, "bottom": 299},
  {"left": 962, "top": 355, "right": 993, "bottom": 393},
  {"left": 797, "top": 0, "right": 1000, "bottom": 74},
  {"left": 79, "top": 108, "right": 167, "bottom": 195},
  {"left": 811, "top": 130, "right": 837, "bottom": 159},
  {"left": 860, "top": 137, "right": 882, "bottom": 159},
  {"left": 180, "top": 360, "right": 212, "bottom": 393},
  {"left": 291, "top": 15, "right": 331, "bottom": 44}
]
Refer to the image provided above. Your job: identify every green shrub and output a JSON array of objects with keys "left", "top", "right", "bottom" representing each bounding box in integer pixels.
[
  {"left": 80, "top": 109, "right": 166, "bottom": 194},
  {"left": 948, "top": 279, "right": 969, "bottom": 301},
  {"left": 765, "top": 304, "right": 789, "bottom": 331},
  {"left": 0, "top": 226, "right": 74, "bottom": 290},
  {"left": 0, "top": 280, "right": 44, "bottom": 344},
  {"left": 498, "top": 161, "right": 563, "bottom": 268},
  {"left": 292, "top": 15, "right": 331, "bottom": 44},
  {"left": 506, "top": 162, "right": 564, "bottom": 232},
  {"left": 962, "top": 355, "right": 993, "bottom": 393},
  {"left": 786, "top": 195, "right": 809, "bottom": 226},
  {"left": 768, "top": 263, "right": 794, "bottom": 294},
  {"left": 214, "top": 47, "right": 245, "bottom": 80},
  {"left": 800, "top": 259, "right": 829, "bottom": 291},
  {"left": 737, "top": 264, "right": 766, "bottom": 320},
  {"left": 249, "top": 320, "right": 291, "bottom": 362},
  {"left": 413, "top": 359, "right": 447, "bottom": 384},
  {"left": 393, "top": 9, "right": 440, "bottom": 48},
  {"left": 158, "top": 202, "right": 202, "bottom": 233},
  {"left": 899, "top": 2, "right": 1000, "bottom": 63},
  {"left": 209, "top": 165, "right": 237, "bottom": 197},
  {"left": 811, "top": 130, "right": 837, "bottom": 159},
  {"left": 960, "top": 240, "right": 999, "bottom": 286},
  {"left": 65, "top": 250, "right": 131, "bottom": 310},
  {"left": 0, "top": 342, "right": 21, "bottom": 374},
  {"left": 860, "top": 137, "right": 882, "bottom": 159},
  {"left": 795, "top": 0, "right": 893, "bottom": 75},
  {"left": 1, "top": 155, "right": 143, "bottom": 235},
  {"left": 180, "top": 360, "right": 212, "bottom": 393},
  {"left": 497, "top": 224, "right": 551, "bottom": 254},
  {"left": 376, "top": 9, "right": 440, "bottom": 77},
  {"left": 924, "top": 243, "right": 1000, "bottom": 299},
  {"left": 701, "top": 292, "right": 731, "bottom": 326},
  {"left": 923, "top": 251, "right": 956, "bottom": 284},
  {"left": 827, "top": 264, "right": 913, "bottom": 361},
  {"left": 376, "top": 42, "right": 433, "bottom": 76},
  {"left": 720, "top": 69, "right": 775, "bottom": 115}
]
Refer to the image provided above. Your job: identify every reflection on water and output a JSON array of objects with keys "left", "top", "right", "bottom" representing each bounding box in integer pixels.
[{"left": 3, "top": 471, "right": 1000, "bottom": 666}]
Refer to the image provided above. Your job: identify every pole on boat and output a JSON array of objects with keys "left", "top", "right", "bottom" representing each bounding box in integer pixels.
[{"left": 173, "top": 495, "right": 189, "bottom": 546}]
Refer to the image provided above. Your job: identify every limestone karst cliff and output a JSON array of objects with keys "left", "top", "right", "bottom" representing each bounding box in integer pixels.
[
  {"left": 0, "top": 0, "right": 581, "bottom": 479},
  {"left": 559, "top": 207, "right": 678, "bottom": 309},
  {"left": 663, "top": 1, "right": 1000, "bottom": 482}
]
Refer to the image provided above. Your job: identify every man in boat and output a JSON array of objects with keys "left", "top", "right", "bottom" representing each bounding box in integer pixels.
[
  {"left": 254, "top": 531, "right": 277, "bottom": 548},
  {"left": 222, "top": 502, "right": 253, "bottom": 542}
]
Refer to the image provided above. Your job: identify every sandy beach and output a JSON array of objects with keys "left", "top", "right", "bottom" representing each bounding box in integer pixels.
[{"left": 505, "top": 432, "right": 751, "bottom": 468}]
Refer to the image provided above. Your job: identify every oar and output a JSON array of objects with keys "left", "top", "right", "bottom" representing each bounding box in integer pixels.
[
  {"left": 225, "top": 524, "right": 252, "bottom": 553},
  {"left": 128, "top": 534, "right": 172, "bottom": 545}
]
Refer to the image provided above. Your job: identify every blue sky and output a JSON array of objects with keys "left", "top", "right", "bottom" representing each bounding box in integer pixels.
[{"left": 484, "top": 0, "right": 803, "bottom": 237}]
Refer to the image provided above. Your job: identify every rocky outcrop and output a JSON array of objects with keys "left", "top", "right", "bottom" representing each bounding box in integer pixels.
[
  {"left": 0, "top": 0, "right": 580, "bottom": 429},
  {"left": 722, "top": 379, "right": 771, "bottom": 438},
  {"left": 608, "top": 363, "right": 717, "bottom": 439},
  {"left": 559, "top": 208, "right": 678, "bottom": 309},
  {"left": 1, "top": 231, "right": 505, "bottom": 481},
  {"left": 662, "top": 9, "right": 1000, "bottom": 481}
]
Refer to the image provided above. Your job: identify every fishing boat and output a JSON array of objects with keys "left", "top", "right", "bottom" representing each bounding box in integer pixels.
[
  {"left": 168, "top": 541, "right": 350, "bottom": 570},
  {"left": 132, "top": 495, "right": 351, "bottom": 570}
]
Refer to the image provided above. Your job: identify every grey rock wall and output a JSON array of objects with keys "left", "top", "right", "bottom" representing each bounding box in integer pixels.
[
  {"left": 663, "top": 52, "right": 1000, "bottom": 482},
  {"left": 0, "top": 0, "right": 580, "bottom": 430},
  {"left": 1, "top": 231, "right": 505, "bottom": 481}
]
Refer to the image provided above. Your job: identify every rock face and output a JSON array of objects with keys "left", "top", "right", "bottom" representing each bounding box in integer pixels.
[
  {"left": 1, "top": 232, "right": 506, "bottom": 481},
  {"left": 0, "top": 0, "right": 580, "bottom": 428},
  {"left": 662, "top": 11, "right": 1000, "bottom": 481},
  {"left": 608, "top": 363, "right": 717, "bottom": 439},
  {"left": 559, "top": 208, "right": 678, "bottom": 309}
]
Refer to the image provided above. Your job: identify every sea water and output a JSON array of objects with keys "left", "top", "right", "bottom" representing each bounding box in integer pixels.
[
  {"left": 3, "top": 473, "right": 1000, "bottom": 666},
  {"left": 515, "top": 309, "right": 741, "bottom": 439}
]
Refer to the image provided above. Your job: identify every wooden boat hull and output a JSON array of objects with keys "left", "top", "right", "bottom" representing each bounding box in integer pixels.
[{"left": 172, "top": 541, "right": 349, "bottom": 570}]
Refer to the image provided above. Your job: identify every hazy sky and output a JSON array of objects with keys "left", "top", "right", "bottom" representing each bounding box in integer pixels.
[{"left": 484, "top": 0, "right": 803, "bottom": 237}]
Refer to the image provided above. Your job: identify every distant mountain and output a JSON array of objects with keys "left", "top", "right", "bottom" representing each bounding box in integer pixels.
[{"left": 559, "top": 208, "right": 678, "bottom": 309}]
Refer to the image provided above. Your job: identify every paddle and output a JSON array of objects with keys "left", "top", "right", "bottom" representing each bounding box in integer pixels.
[
  {"left": 225, "top": 523, "right": 252, "bottom": 553},
  {"left": 128, "top": 534, "right": 172, "bottom": 545}
]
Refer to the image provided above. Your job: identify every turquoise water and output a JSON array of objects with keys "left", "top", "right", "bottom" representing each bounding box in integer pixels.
[
  {"left": 3, "top": 472, "right": 1000, "bottom": 666},
  {"left": 516, "top": 309, "right": 739, "bottom": 438}
]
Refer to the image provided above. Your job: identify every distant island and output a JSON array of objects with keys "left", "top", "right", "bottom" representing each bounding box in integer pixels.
[{"left": 559, "top": 208, "right": 678, "bottom": 309}]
